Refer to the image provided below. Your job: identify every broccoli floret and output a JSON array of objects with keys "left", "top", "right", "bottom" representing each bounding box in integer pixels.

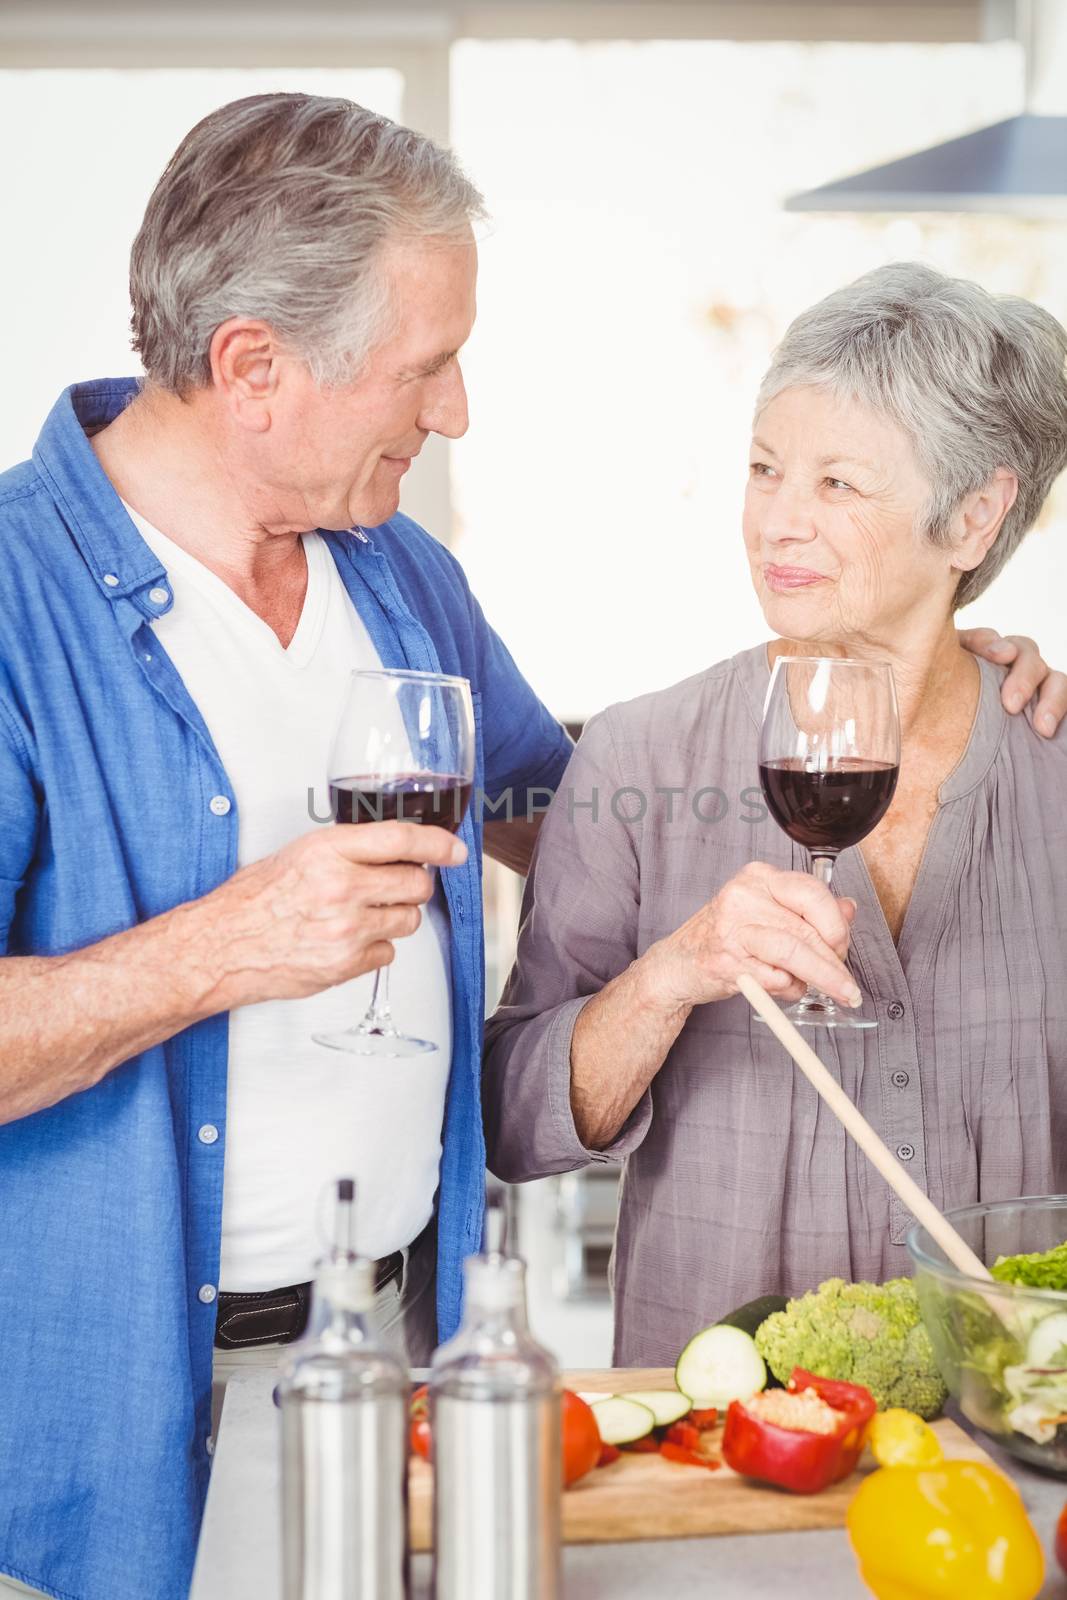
[{"left": 754, "top": 1277, "right": 948, "bottom": 1419}]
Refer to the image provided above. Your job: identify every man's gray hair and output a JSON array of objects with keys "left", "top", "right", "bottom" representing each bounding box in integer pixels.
[
  {"left": 756, "top": 262, "right": 1067, "bottom": 607},
  {"left": 130, "top": 92, "right": 485, "bottom": 392}
]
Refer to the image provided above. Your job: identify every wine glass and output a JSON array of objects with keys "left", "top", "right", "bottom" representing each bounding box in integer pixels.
[
  {"left": 758, "top": 656, "right": 900, "bottom": 1030},
  {"left": 312, "top": 668, "right": 475, "bottom": 1057}
]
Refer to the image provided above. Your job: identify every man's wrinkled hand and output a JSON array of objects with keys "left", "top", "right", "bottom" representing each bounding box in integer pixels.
[
  {"left": 197, "top": 821, "right": 467, "bottom": 1007},
  {"left": 959, "top": 627, "right": 1067, "bottom": 737}
]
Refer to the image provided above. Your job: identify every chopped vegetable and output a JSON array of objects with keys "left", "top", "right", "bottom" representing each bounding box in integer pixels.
[
  {"left": 722, "top": 1368, "right": 876, "bottom": 1494},
  {"left": 675, "top": 1323, "right": 767, "bottom": 1409},
  {"left": 755, "top": 1277, "right": 948, "bottom": 1419},
  {"left": 867, "top": 1408, "right": 944, "bottom": 1468},
  {"left": 617, "top": 1389, "right": 692, "bottom": 1427},
  {"left": 1056, "top": 1500, "right": 1067, "bottom": 1577},
  {"left": 661, "top": 1441, "right": 720, "bottom": 1471},
  {"left": 992, "top": 1240, "right": 1067, "bottom": 1292},
  {"left": 663, "top": 1420, "right": 701, "bottom": 1451},
  {"left": 597, "top": 1442, "right": 621, "bottom": 1468},
  {"left": 620, "top": 1434, "right": 660, "bottom": 1454},
  {"left": 689, "top": 1407, "right": 719, "bottom": 1429},
  {"left": 847, "top": 1460, "right": 1044, "bottom": 1598},
  {"left": 591, "top": 1396, "right": 656, "bottom": 1446}
]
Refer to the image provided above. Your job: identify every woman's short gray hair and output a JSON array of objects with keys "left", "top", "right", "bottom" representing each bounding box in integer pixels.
[
  {"left": 130, "top": 92, "right": 485, "bottom": 392},
  {"left": 756, "top": 262, "right": 1067, "bottom": 607}
]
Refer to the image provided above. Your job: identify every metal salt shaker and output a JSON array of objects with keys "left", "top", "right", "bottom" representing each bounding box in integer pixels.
[
  {"left": 278, "top": 1178, "right": 409, "bottom": 1600},
  {"left": 430, "top": 1199, "right": 562, "bottom": 1600}
]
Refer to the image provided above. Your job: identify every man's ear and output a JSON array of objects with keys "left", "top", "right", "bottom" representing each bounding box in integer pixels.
[
  {"left": 950, "top": 468, "right": 1019, "bottom": 575},
  {"left": 208, "top": 318, "right": 282, "bottom": 434}
]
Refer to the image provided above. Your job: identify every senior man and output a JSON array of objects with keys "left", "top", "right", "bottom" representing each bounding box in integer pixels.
[{"left": 0, "top": 94, "right": 1062, "bottom": 1600}]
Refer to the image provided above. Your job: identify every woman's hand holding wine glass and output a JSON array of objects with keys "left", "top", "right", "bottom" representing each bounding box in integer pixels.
[{"left": 639, "top": 859, "right": 861, "bottom": 1015}]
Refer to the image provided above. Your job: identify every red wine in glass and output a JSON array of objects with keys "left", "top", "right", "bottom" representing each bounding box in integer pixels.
[
  {"left": 313, "top": 669, "right": 476, "bottom": 1059},
  {"left": 758, "top": 656, "right": 900, "bottom": 1031},
  {"left": 758, "top": 757, "right": 898, "bottom": 856},
  {"left": 330, "top": 775, "right": 473, "bottom": 834}
]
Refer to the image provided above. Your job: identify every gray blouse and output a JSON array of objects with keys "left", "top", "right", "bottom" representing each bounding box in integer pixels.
[{"left": 483, "top": 645, "right": 1067, "bottom": 1366}]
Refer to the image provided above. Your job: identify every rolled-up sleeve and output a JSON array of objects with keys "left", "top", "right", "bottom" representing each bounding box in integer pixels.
[{"left": 482, "top": 707, "right": 653, "bottom": 1180}]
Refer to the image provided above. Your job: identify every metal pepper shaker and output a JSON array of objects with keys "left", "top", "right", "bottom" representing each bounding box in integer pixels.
[
  {"left": 278, "top": 1178, "right": 409, "bottom": 1600},
  {"left": 430, "top": 1195, "right": 562, "bottom": 1600}
]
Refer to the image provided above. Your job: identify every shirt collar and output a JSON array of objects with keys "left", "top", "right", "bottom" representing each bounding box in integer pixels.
[{"left": 32, "top": 379, "right": 168, "bottom": 603}]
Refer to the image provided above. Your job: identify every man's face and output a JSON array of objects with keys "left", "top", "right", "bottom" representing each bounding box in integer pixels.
[{"left": 259, "top": 231, "right": 477, "bottom": 532}]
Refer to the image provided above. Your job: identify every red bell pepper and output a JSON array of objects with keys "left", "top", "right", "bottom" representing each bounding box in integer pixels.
[{"left": 721, "top": 1367, "right": 876, "bottom": 1495}]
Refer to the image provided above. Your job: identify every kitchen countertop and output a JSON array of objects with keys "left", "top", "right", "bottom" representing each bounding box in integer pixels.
[{"left": 190, "top": 1368, "right": 1067, "bottom": 1598}]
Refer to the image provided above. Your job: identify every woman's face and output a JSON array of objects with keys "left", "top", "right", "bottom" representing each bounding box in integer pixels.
[{"left": 743, "top": 385, "right": 954, "bottom": 644}]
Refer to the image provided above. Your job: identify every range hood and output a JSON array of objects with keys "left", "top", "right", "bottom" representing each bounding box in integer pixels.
[{"left": 787, "top": 0, "right": 1067, "bottom": 215}]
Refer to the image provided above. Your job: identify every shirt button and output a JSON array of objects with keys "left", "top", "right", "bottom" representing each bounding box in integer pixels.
[
  {"left": 206, "top": 1436, "right": 215, "bottom": 1458},
  {"left": 198, "top": 1284, "right": 217, "bottom": 1304},
  {"left": 103, "top": 573, "right": 119, "bottom": 588},
  {"left": 148, "top": 586, "right": 170, "bottom": 606},
  {"left": 198, "top": 1124, "right": 219, "bottom": 1145},
  {"left": 891, "top": 1070, "right": 910, "bottom": 1089},
  {"left": 209, "top": 795, "right": 231, "bottom": 816},
  {"left": 887, "top": 1000, "right": 906, "bottom": 1020},
  {"left": 897, "top": 1143, "right": 915, "bottom": 1162}
]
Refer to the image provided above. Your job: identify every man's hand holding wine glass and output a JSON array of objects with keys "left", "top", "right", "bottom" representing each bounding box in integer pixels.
[
  {"left": 194, "top": 820, "right": 467, "bottom": 1010},
  {"left": 637, "top": 860, "right": 861, "bottom": 1018}
]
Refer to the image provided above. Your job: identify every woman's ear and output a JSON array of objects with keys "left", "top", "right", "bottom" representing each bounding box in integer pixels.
[{"left": 951, "top": 468, "right": 1019, "bottom": 574}]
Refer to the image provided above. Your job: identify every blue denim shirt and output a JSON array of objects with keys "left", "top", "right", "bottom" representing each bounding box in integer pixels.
[{"left": 0, "top": 380, "right": 571, "bottom": 1600}]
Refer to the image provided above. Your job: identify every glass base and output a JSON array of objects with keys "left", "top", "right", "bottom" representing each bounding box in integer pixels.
[
  {"left": 755, "top": 995, "right": 878, "bottom": 1032},
  {"left": 312, "top": 1025, "right": 438, "bottom": 1057}
]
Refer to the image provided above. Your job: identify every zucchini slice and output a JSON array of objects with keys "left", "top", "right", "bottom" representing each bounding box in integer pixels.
[
  {"left": 617, "top": 1389, "right": 692, "bottom": 1427},
  {"left": 1026, "top": 1310, "right": 1067, "bottom": 1369},
  {"left": 591, "top": 1396, "right": 657, "bottom": 1445},
  {"left": 675, "top": 1323, "right": 767, "bottom": 1408}
]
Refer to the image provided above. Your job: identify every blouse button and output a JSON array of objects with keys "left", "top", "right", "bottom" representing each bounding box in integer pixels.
[
  {"left": 198, "top": 1284, "right": 217, "bottom": 1304},
  {"left": 891, "top": 1070, "right": 910, "bottom": 1089},
  {"left": 896, "top": 1143, "right": 915, "bottom": 1162},
  {"left": 209, "top": 795, "right": 232, "bottom": 816},
  {"left": 887, "top": 1000, "right": 906, "bottom": 1020}
]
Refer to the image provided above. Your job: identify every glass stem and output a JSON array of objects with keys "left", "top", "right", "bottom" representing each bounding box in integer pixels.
[
  {"left": 363, "top": 966, "right": 394, "bottom": 1033},
  {"left": 805, "top": 855, "right": 837, "bottom": 1006},
  {"left": 812, "top": 855, "right": 835, "bottom": 892}
]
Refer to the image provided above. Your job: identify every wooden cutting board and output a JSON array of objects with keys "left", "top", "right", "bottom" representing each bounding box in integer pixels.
[{"left": 408, "top": 1367, "right": 995, "bottom": 1549}]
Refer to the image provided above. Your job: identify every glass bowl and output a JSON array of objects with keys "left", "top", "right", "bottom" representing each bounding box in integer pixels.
[{"left": 907, "top": 1195, "right": 1067, "bottom": 1476}]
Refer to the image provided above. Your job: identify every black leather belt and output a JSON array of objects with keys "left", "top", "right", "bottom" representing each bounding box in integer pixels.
[{"left": 214, "top": 1251, "right": 404, "bottom": 1350}]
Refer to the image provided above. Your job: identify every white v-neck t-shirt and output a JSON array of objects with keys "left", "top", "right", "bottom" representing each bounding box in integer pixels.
[{"left": 125, "top": 508, "right": 453, "bottom": 1290}]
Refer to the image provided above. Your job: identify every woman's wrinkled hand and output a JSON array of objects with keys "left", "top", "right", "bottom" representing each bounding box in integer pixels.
[
  {"left": 959, "top": 627, "right": 1067, "bottom": 737},
  {"left": 638, "top": 860, "right": 861, "bottom": 1013}
]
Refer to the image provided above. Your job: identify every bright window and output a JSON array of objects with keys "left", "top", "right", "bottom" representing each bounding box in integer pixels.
[{"left": 0, "top": 68, "right": 402, "bottom": 468}]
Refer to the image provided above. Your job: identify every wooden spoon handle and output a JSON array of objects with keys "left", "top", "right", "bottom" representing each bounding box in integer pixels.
[{"left": 737, "top": 973, "right": 992, "bottom": 1282}]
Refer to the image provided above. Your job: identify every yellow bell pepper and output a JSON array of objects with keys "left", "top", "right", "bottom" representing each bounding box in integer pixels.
[
  {"left": 847, "top": 1460, "right": 1044, "bottom": 1600},
  {"left": 867, "top": 1409, "right": 943, "bottom": 1469}
]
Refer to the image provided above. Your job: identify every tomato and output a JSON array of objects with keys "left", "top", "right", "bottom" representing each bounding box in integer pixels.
[
  {"left": 410, "top": 1384, "right": 431, "bottom": 1462},
  {"left": 1056, "top": 1499, "right": 1067, "bottom": 1576},
  {"left": 597, "top": 1443, "right": 621, "bottom": 1468},
  {"left": 562, "top": 1390, "right": 602, "bottom": 1488}
]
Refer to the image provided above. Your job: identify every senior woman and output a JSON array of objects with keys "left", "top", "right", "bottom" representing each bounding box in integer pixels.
[{"left": 483, "top": 261, "right": 1067, "bottom": 1365}]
